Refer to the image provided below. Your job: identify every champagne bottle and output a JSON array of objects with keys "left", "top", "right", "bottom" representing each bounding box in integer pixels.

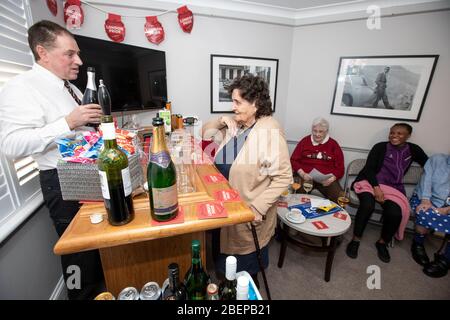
[
  {"left": 219, "top": 256, "right": 237, "bottom": 300},
  {"left": 185, "top": 240, "right": 209, "bottom": 300},
  {"left": 147, "top": 117, "right": 178, "bottom": 222},
  {"left": 162, "top": 263, "right": 187, "bottom": 300},
  {"left": 82, "top": 66, "right": 99, "bottom": 128},
  {"left": 98, "top": 115, "right": 134, "bottom": 225},
  {"left": 97, "top": 79, "right": 111, "bottom": 115}
]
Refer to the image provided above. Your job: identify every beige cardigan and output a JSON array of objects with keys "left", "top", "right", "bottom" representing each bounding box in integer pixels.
[{"left": 202, "top": 116, "right": 293, "bottom": 255}]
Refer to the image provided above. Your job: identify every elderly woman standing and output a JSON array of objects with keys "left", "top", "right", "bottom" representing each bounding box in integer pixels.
[
  {"left": 202, "top": 74, "right": 292, "bottom": 287},
  {"left": 290, "top": 117, "right": 345, "bottom": 203}
]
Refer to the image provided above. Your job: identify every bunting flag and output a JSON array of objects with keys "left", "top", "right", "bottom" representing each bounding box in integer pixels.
[
  {"left": 177, "top": 5, "right": 194, "bottom": 33},
  {"left": 105, "top": 13, "right": 126, "bottom": 43},
  {"left": 46, "top": 0, "right": 58, "bottom": 16},
  {"left": 55, "top": 2, "right": 195, "bottom": 44},
  {"left": 64, "top": 0, "right": 84, "bottom": 29},
  {"left": 144, "top": 16, "right": 165, "bottom": 45}
]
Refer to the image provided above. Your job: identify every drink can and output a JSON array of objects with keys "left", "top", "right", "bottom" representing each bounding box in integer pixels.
[
  {"left": 177, "top": 115, "right": 184, "bottom": 129},
  {"left": 140, "top": 281, "right": 161, "bottom": 300},
  {"left": 118, "top": 287, "right": 139, "bottom": 300},
  {"left": 94, "top": 292, "right": 115, "bottom": 300}
]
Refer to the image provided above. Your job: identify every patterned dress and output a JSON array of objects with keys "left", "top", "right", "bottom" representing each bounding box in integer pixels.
[{"left": 410, "top": 193, "right": 450, "bottom": 234}]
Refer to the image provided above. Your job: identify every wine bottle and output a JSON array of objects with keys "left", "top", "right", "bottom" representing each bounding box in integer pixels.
[
  {"left": 82, "top": 66, "right": 99, "bottom": 128},
  {"left": 147, "top": 117, "right": 178, "bottom": 222},
  {"left": 97, "top": 79, "right": 111, "bottom": 115},
  {"left": 184, "top": 240, "right": 209, "bottom": 300},
  {"left": 162, "top": 263, "right": 187, "bottom": 300},
  {"left": 219, "top": 255, "right": 237, "bottom": 300},
  {"left": 98, "top": 115, "right": 134, "bottom": 225}
]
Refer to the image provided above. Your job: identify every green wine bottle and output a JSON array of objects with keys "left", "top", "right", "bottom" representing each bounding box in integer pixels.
[
  {"left": 185, "top": 240, "right": 209, "bottom": 300},
  {"left": 147, "top": 117, "right": 178, "bottom": 222},
  {"left": 219, "top": 255, "right": 237, "bottom": 300},
  {"left": 98, "top": 115, "right": 134, "bottom": 225},
  {"left": 162, "top": 263, "right": 187, "bottom": 300}
]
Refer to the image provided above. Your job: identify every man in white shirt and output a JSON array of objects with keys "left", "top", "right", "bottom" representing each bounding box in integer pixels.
[{"left": 0, "top": 21, "right": 103, "bottom": 300}]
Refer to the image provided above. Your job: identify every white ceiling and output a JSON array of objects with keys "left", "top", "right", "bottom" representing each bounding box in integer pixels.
[
  {"left": 230, "top": 0, "right": 364, "bottom": 11},
  {"left": 93, "top": 0, "right": 450, "bottom": 26}
]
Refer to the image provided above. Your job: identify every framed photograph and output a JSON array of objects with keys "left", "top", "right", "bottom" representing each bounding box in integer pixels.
[
  {"left": 210, "top": 54, "right": 279, "bottom": 113},
  {"left": 330, "top": 55, "right": 439, "bottom": 121}
]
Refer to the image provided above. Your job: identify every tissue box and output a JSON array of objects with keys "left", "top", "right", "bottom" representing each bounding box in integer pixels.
[{"left": 57, "top": 154, "right": 143, "bottom": 201}]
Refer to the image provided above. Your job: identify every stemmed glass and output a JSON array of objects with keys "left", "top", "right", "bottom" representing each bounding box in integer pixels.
[
  {"left": 303, "top": 180, "right": 313, "bottom": 194},
  {"left": 291, "top": 176, "right": 301, "bottom": 194},
  {"left": 337, "top": 189, "right": 350, "bottom": 209}
]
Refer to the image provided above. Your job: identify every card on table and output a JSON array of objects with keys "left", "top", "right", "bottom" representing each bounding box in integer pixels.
[
  {"left": 333, "top": 211, "right": 348, "bottom": 221},
  {"left": 203, "top": 174, "right": 227, "bottom": 184},
  {"left": 197, "top": 201, "right": 228, "bottom": 219},
  {"left": 312, "top": 220, "right": 329, "bottom": 230},
  {"left": 277, "top": 201, "right": 288, "bottom": 208},
  {"left": 213, "top": 189, "right": 241, "bottom": 202}
]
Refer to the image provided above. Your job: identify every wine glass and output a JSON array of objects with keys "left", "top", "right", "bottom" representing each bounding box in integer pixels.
[
  {"left": 337, "top": 189, "right": 350, "bottom": 209},
  {"left": 303, "top": 180, "right": 313, "bottom": 194},
  {"left": 291, "top": 176, "right": 301, "bottom": 194}
]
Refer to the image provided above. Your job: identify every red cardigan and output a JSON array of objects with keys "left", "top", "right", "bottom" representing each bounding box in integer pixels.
[{"left": 290, "top": 135, "right": 345, "bottom": 180}]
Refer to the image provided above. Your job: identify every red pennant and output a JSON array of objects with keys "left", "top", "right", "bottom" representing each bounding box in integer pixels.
[
  {"left": 46, "top": 0, "right": 57, "bottom": 16},
  {"left": 104, "top": 13, "right": 125, "bottom": 43},
  {"left": 144, "top": 16, "right": 165, "bottom": 45},
  {"left": 64, "top": 0, "right": 84, "bottom": 29},
  {"left": 177, "top": 5, "right": 194, "bottom": 33}
]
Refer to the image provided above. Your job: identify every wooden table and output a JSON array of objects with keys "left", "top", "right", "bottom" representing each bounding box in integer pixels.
[{"left": 54, "top": 162, "right": 254, "bottom": 297}]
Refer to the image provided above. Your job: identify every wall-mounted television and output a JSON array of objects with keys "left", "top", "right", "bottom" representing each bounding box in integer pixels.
[{"left": 72, "top": 35, "right": 167, "bottom": 112}]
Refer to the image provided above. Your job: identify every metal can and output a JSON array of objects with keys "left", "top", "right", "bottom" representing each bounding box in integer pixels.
[
  {"left": 140, "top": 282, "right": 162, "bottom": 300},
  {"left": 94, "top": 292, "right": 115, "bottom": 300},
  {"left": 177, "top": 115, "right": 184, "bottom": 129},
  {"left": 118, "top": 287, "right": 140, "bottom": 300}
]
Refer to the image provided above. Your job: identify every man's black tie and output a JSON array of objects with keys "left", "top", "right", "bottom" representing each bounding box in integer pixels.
[{"left": 64, "top": 80, "right": 82, "bottom": 105}]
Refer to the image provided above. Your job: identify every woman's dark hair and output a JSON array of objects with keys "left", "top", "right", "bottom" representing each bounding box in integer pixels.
[
  {"left": 392, "top": 122, "right": 413, "bottom": 134},
  {"left": 28, "top": 20, "right": 74, "bottom": 61},
  {"left": 226, "top": 73, "right": 273, "bottom": 118}
]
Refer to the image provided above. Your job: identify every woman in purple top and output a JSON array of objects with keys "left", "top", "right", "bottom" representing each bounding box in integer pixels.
[{"left": 346, "top": 123, "right": 428, "bottom": 263}]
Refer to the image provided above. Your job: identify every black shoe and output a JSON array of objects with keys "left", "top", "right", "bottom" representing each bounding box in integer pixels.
[
  {"left": 375, "top": 241, "right": 391, "bottom": 263},
  {"left": 346, "top": 240, "right": 360, "bottom": 259},
  {"left": 411, "top": 242, "right": 430, "bottom": 266},
  {"left": 423, "top": 254, "right": 449, "bottom": 278}
]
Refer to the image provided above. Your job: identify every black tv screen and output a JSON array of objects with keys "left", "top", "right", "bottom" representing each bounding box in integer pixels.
[{"left": 72, "top": 35, "right": 167, "bottom": 112}]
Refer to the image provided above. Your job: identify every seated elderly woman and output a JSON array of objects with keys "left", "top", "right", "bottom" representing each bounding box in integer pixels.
[
  {"left": 290, "top": 117, "right": 345, "bottom": 203},
  {"left": 346, "top": 123, "right": 428, "bottom": 263},
  {"left": 410, "top": 153, "right": 450, "bottom": 278}
]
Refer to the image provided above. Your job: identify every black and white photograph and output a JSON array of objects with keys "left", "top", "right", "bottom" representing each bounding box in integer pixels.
[
  {"left": 331, "top": 55, "right": 439, "bottom": 121},
  {"left": 211, "top": 55, "right": 278, "bottom": 113}
]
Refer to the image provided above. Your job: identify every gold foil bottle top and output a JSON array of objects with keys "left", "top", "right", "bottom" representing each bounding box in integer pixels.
[{"left": 151, "top": 117, "right": 168, "bottom": 154}]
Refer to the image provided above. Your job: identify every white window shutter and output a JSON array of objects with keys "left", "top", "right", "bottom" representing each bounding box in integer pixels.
[{"left": 0, "top": 0, "right": 43, "bottom": 243}]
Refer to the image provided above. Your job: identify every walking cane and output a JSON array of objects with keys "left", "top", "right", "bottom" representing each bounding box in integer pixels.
[{"left": 250, "top": 223, "right": 272, "bottom": 300}]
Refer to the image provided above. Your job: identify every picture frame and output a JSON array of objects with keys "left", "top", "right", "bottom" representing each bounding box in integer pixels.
[
  {"left": 330, "top": 55, "right": 439, "bottom": 121},
  {"left": 210, "top": 54, "right": 279, "bottom": 113}
]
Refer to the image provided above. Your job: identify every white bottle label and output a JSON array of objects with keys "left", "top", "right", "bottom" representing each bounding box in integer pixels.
[
  {"left": 101, "top": 122, "right": 116, "bottom": 140},
  {"left": 151, "top": 184, "right": 178, "bottom": 215},
  {"left": 99, "top": 170, "right": 110, "bottom": 200},
  {"left": 122, "top": 167, "right": 132, "bottom": 196}
]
